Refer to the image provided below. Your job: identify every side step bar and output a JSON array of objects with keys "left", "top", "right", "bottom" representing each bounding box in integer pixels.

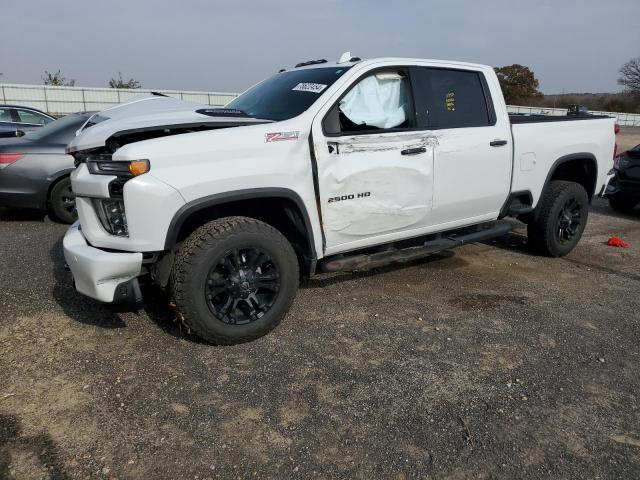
[{"left": 319, "top": 221, "right": 513, "bottom": 273}]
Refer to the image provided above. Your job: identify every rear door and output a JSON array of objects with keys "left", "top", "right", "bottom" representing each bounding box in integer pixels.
[
  {"left": 311, "top": 67, "right": 435, "bottom": 255},
  {"left": 410, "top": 67, "right": 512, "bottom": 225}
]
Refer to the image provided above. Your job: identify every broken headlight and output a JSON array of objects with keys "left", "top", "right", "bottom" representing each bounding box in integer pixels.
[{"left": 94, "top": 199, "right": 128, "bottom": 237}]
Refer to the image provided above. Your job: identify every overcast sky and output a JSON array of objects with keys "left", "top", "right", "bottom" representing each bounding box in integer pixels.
[{"left": 1, "top": 0, "right": 638, "bottom": 94}]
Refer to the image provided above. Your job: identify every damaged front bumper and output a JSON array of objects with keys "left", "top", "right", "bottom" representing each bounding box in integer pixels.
[{"left": 63, "top": 222, "right": 143, "bottom": 303}]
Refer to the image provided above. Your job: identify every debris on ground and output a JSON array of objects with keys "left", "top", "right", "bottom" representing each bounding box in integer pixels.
[{"left": 607, "top": 236, "right": 630, "bottom": 248}]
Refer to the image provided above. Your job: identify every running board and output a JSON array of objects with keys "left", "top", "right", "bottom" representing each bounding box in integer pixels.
[{"left": 319, "top": 222, "right": 513, "bottom": 273}]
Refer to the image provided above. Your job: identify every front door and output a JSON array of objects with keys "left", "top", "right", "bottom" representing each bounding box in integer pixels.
[{"left": 311, "top": 68, "right": 435, "bottom": 255}]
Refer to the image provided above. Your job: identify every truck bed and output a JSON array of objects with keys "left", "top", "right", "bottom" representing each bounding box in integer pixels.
[
  {"left": 509, "top": 115, "right": 616, "bottom": 207},
  {"left": 509, "top": 114, "right": 611, "bottom": 124}
]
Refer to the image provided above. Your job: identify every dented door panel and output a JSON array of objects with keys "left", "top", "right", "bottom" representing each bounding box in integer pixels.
[{"left": 314, "top": 132, "right": 435, "bottom": 248}]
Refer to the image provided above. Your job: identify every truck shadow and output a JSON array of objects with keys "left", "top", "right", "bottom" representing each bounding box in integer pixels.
[
  {"left": 140, "top": 287, "right": 211, "bottom": 345},
  {"left": 49, "top": 234, "right": 210, "bottom": 343},
  {"left": 305, "top": 250, "right": 457, "bottom": 288},
  {"left": 481, "top": 230, "right": 532, "bottom": 255},
  {"left": 0, "top": 413, "right": 70, "bottom": 479},
  {"left": 49, "top": 236, "right": 127, "bottom": 329}
]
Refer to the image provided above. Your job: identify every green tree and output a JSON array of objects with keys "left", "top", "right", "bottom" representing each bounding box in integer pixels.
[
  {"left": 108, "top": 72, "right": 141, "bottom": 89},
  {"left": 494, "top": 64, "right": 543, "bottom": 105},
  {"left": 618, "top": 57, "right": 640, "bottom": 93},
  {"left": 42, "top": 70, "right": 76, "bottom": 86}
]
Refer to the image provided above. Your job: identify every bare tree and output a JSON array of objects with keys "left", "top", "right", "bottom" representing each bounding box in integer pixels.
[
  {"left": 108, "top": 72, "right": 141, "bottom": 89},
  {"left": 42, "top": 70, "right": 76, "bottom": 86},
  {"left": 618, "top": 57, "right": 640, "bottom": 93}
]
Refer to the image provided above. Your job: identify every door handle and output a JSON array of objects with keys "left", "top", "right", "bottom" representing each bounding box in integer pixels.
[
  {"left": 490, "top": 140, "right": 508, "bottom": 147},
  {"left": 401, "top": 147, "right": 427, "bottom": 156}
]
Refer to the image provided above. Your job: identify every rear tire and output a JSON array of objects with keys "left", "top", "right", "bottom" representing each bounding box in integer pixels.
[
  {"left": 170, "top": 216, "right": 299, "bottom": 345},
  {"left": 608, "top": 194, "right": 638, "bottom": 213},
  {"left": 49, "top": 177, "right": 77, "bottom": 224},
  {"left": 527, "top": 180, "right": 589, "bottom": 257}
]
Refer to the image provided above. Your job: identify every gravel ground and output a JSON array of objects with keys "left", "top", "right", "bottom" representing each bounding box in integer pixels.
[
  {"left": 1, "top": 199, "right": 639, "bottom": 479},
  {"left": 618, "top": 127, "right": 640, "bottom": 152}
]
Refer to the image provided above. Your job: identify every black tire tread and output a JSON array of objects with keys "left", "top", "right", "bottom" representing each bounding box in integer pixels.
[
  {"left": 170, "top": 216, "right": 299, "bottom": 345},
  {"left": 49, "top": 177, "right": 76, "bottom": 224},
  {"left": 527, "top": 180, "right": 588, "bottom": 257}
]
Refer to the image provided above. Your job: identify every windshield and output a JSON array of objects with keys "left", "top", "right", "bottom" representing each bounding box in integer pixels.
[
  {"left": 24, "top": 113, "right": 90, "bottom": 142},
  {"left": 227, "top": 67, "right": 351, "bottom": 121}
]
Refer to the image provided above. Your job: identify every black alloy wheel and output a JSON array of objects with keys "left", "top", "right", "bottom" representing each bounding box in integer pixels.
[
  {"left": 556, "top": 197, "right": 583, "bottom": 244},
  {"left": 205, "top": 248, "right": 281, "bottom": 325},
  {"left": 49, "top": 177, "right": 78, "bottom": 224},
  {"left": 171, "top": 216, "right": 299, "bottom": 345}
]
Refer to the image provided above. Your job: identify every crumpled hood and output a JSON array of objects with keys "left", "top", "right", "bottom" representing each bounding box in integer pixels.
[{"left": 66, "top": 94, "right": 270, "bottom": 153}]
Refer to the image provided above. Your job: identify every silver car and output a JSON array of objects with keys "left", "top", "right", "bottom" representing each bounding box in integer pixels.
[{"left": 0, "top": 112, "right": 92, "bottom": 223}]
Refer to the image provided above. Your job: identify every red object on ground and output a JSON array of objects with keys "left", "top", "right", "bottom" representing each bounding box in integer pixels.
[{"left": 607, "top": 237, "right": 629, "bottom": 248}]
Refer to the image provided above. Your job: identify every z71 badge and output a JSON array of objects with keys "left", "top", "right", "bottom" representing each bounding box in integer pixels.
[
  {"left": 265, "top": 131, "right": 300, "bottom": 142},
  {"left": 328, "top": 192, "right": 371, "bottom": 203}
]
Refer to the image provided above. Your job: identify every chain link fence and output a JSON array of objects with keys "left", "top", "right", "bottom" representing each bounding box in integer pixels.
[
  {"left": 1, "top": 83, "right": 638, "bottom": 126},
  {"left": 507, "top": 105, "right": 640, "bottom": 127},
  {"left": 0, "top": 83, "right": 239, "bottom": 116}
]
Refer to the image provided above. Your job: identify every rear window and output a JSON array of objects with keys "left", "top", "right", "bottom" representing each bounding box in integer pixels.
[
  {"left": 411, "top": 67, "right": 492, "bottom": 129},
  {"left": 24, "top": 113, "right": 89, "bottom": 142},
  {"left": 227, "top": 67, "right": 351, "bottom": 122}
]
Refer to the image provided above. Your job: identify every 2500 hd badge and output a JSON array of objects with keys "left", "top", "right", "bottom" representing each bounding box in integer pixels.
[{"left": 328, "top": 192, "right": 371, "bottom": 203}]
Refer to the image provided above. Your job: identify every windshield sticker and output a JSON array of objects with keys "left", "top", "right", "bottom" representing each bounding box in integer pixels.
[
  {"left": 292, "top": 83, "right": 328, "bottom": 94},
  {"left": 265, "top": 131, "right": 300, "bottom": 143}
]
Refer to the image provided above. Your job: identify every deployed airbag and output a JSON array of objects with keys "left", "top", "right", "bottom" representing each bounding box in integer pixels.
[{"left": 339, "top": 73, "right": 407, "bottom": 129}]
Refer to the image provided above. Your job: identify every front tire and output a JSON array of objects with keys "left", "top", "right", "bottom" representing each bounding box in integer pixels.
[
  {"left": 170, "top": 217, "right": 299, "bottom": 345},
  {"left": 527, "top": 180, "right": 589, "bottom": 257},
  {"left": 49, "top": 177, "right": 77, "bottom": 224}
]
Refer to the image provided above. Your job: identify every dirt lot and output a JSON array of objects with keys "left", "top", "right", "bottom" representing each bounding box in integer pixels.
[
  {"left": 618, "top": 126, "right": 640, "bottom": 152},
  {"left": 1, "top": 199, "right": 639, "bottom": 479}
]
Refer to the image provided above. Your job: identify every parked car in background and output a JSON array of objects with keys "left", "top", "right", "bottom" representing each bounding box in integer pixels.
[
  {"left": 606, "top": 143, "right": 640, "bottom": 213},
  {"left": 567, "top": 104, "right": 589, "bottom": 116},
  {"left": 0, "top": 112, "right": 92, "bottom": 223},
  {"left": 0, "top": 105, "right": 56, "bottom": 138}
]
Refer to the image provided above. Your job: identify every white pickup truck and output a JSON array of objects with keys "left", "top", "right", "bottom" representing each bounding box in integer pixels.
[{"left": 63, "top": 55, "right": 617, "bottom": 344}]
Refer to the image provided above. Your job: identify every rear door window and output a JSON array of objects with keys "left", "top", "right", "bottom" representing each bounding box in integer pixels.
[
  {"left": 16, "top": 109, "right": 52, "bottom": 125},
  {"left": 411, "top": 67, "right": 493, "bottom": 129},
  {"left": 0, "top": 108, "right": 14, "bottom": 123}
]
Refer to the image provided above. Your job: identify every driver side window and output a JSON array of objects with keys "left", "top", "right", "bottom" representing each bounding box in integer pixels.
[{"left": 325, "top": 70, "right": 412, "bottom": 135}]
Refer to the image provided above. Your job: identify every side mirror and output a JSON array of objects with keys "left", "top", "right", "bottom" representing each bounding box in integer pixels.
[{"left": 15, "top": 130, "right": 26, "bottom": 137}]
